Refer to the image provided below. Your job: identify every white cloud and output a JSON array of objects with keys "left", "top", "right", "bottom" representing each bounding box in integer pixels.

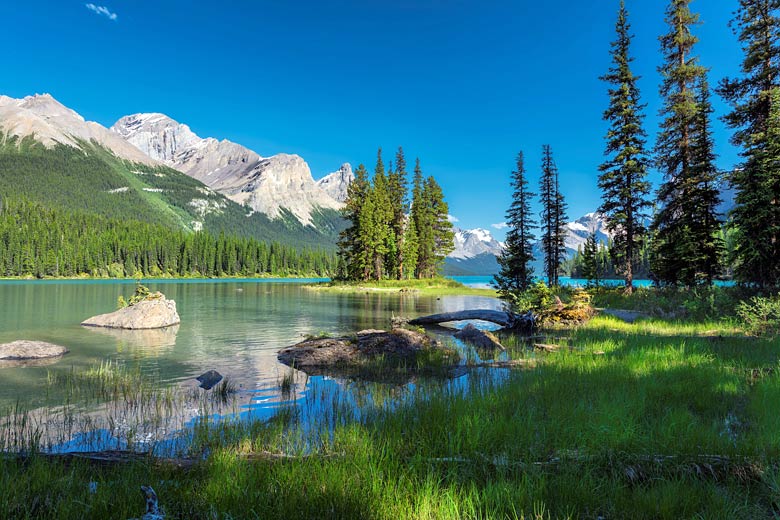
[
  {"left": 85, "top": 3, "right": 118, "bottom": 21},
  {"left": 446, "top": 214, "right": 459, "bottom": 223},
  {"left": 491, "top": 222, "right": 509, "bottom": 230}
]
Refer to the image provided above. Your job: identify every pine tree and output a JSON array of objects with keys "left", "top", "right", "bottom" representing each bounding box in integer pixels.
[
  {"left": 495, "top": 152, "right": 537, "bottom": 300},
  {"left": 598, "top": 0, "right": 652, "bottom": 293},
  {"left": 387, "top": 147, "right": 409, "bottom": 279},
  {"left": 423, "top": 175, "right": 455, "bottom": 278},
  {"left": 581, "top": 231, "right": 600, "bottom": 287},
  {"left": 337, "top": 164, "right": 370, "bottom": 280},
  {"left": 539, "top": 145, "right": 567, "bottom": 287},
  {"left": 652, "top": 0, "right": 722, "bottom": 287},
  {"left": 368, "top": 149, "right": 395, "bottom": 279},
  {"left": 718, "top": 0, "right": 780, "bottom": 287},
  {"left": 411, "top": 159, "right": 432, "bottom": 278},
  {"left": 400, "top": 217, "right": 419, "bottom": 280}
]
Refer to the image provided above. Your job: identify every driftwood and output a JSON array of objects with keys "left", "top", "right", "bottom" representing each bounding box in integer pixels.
[{"left": 410, "top": 310, "right": 536, "bottom": 333}]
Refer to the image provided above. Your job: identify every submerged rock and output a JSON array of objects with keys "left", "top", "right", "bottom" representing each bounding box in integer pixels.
[
  {"left": 82, "top": 294, "right": 180, "bottom": 330},
  {"left": 0, "top": 340, "right": 69, "bottom": 361},
  {"left": 196, "top": 370, "right": 223, "bottom": 390},
  {"left": 278, "top": 328, "right": 451, "bottom": 371},
  {"left": 454, "top": 323, "right": 505, "bottom": 351}
]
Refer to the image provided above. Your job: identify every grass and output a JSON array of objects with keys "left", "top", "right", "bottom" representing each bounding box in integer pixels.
[
  {"left": 305, "top": 277, "right": 498, "bottom": 297},
  {"left": 4, "top": 307, "right": 780, "bottom": 517}
]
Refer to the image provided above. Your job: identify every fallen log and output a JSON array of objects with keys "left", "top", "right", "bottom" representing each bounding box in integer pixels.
[{"left": 410, "top": 310, "right": 536, "bottom": 333}]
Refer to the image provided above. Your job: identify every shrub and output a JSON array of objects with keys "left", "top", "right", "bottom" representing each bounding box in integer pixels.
[{"left": 737, "top": 295, "right": 780, "bottom": 336}]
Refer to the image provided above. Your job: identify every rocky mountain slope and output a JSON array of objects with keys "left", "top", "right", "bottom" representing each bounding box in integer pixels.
[
  {"left": 0, "top": 94, "right": 156, "bottom": 165},
  {"left": 112, "top": 114, "right": 342, "bottom": 226},
  {"left": 0, "top": 94, "right": 342, "bottom": 249},
  {"left": 316, "top": 163, "right": 354, "bottom": 203},
  {"left": 450, "top": 228, "right": 504, "bottom": 260}
]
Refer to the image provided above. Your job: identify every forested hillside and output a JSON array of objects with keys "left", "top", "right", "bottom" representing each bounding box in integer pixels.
[
  {"left": 0, "top": 134, "right": 344, "bottom": 251},
  {"left": 0, "top": 197, "right": 336, "bottom": 278}
]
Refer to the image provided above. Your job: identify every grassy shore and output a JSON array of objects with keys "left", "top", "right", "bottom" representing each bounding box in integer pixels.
[
  {"left": 4, "top": 296, "right": 780, "bottom": 518},
  {"left": 304, "top": 277, "right": 498, "bottom": 297}
]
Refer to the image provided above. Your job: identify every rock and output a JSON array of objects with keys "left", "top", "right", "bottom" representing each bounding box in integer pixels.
[
  {"left": 278, "top": 328, "right": 450, "bottom": 371},
  {"left": 112, "top": 114, "right": 342, "bottom": 226},
  {"left": 316, "top": 163, "right": 354, "bottom": 203},
  {"left": 454, "top": 323, "right": 505, "bottom": 350},
  {"left": 82, "top": 294, "right": 180, "bottom": 330},
  {"left": 196, "top": 370, "right": 223, "bottom": 390},
  {"left": 0, "top": 340, "right": 69, "bottom": 360}
]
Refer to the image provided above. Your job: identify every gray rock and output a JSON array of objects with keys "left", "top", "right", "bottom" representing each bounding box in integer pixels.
[
  {"left": 316, "top": 163, "right": 354, "bottom": 203},
  {"left": 112, "top": 114, "right": 342, "bottom": 226},
  {"left": 196, "top": 370, "right": 223, "bottom": 390},
  {"left": 0, "top": 340, "right": 69, "bottom": 360},
  {"left": 454, "top": 323, "right": 505, "bottom": 350},
  {"left": 82, "top": 295, "right": 180, "bottom": 330}
]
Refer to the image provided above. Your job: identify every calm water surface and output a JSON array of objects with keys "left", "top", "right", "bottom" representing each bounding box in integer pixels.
[{"left": 0, "top": 279, "right": 504, "bottom": 452}]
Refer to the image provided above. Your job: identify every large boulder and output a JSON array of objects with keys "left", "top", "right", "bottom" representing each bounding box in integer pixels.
[
  {"left": 278, "top": 328, "right": 456, "bottom": 373},
  {"left": 82, "top": 294, "right": 180, "bottom": 330},
  {"left": 0, "top": 340, "right": 69, "bottom": 360}
]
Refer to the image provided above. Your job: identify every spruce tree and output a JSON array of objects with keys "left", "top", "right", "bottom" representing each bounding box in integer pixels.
[
  {"left": 387, "top": 147, "right": 409, "bottom": 279},
  {"left": 369, "top": 149, "right": 395, "bottom": 279},
  {"left": 495, "top": 151, "right": 537, "bottom": 300},
  {"left": 598, "top": 0, "right": 651, "bottom": 293},
  {"left": 423, "top": 175, "right": 455, "bottom": 278},
  {"left": 581, "top": 231, "right": 600, "bottom": 287},
  {"left": 718, "top": 0, "right": 780, "bottom": 287},
  {"left": 400, "top": 217, "right": 419, "bottom": 280},
  {"left": 652, "top": 0, "right": 722, "bottom": 286},
  {"left": 411, "top": 159, "right": 432, "bottom": 278},
  {"left": 539, "top": 145, "right": 567, "bottom": 287},
  {"left": 337, "top": 164, "right": 370, "bottom": 280}
]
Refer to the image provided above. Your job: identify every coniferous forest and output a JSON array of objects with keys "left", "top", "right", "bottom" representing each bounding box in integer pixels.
[
  {"left": 337, "top": 147, "right": 454, "bottom": 281},
  {"left": 0, "top": 197, "right": 336, "bottom": 278}
]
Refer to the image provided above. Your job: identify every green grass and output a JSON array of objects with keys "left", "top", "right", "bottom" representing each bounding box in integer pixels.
[
  {"left": 306, "top": 277, "right": 498, "bottom": 297},
  {"left": 4, "top": 313, "right": 780, "bottom": 518}
]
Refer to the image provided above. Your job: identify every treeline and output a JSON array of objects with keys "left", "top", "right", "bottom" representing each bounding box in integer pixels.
[
  {"left": 0, "top": 197, "right": 336, "bottom": 278},
  {"left": 498, "top": 0, "right": 780, "bottom": 296},
  {"left": 337, "top": 148, "right": 454, "bottom": 281},
  {"left": 566, "top": 238, "right": 651, "bottom": 283}
]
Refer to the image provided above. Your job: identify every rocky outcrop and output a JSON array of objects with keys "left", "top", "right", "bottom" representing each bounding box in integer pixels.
[
  {"left": 454, "top": 323, "right": 505, "bottom": 350},
  {"left": 81, "top": 295, "right": 180, "bottom": 330},
  {"left": 316, "top": 163, "right": 354, "bottom": 203},
  {"left": 112, "top": 113, "right": 342, "bottom": 226},
  {"left": 278, "top": 328, "right": 450, "bottom": 370},
  {"left": 0, "top": 341, "right": 69, "bottom": 360},
  {"left": 0, "top": 94, "right": 157, "bottom": 165}
]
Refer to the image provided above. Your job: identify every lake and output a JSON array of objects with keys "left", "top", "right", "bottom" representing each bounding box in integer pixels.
[{"left": 0, "top": 279, "right": 506, "bottom": 453}]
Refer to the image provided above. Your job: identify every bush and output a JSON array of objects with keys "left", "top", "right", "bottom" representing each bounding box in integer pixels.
[{"left": 737, "top": 295, "right": 780, "bottom": 336}]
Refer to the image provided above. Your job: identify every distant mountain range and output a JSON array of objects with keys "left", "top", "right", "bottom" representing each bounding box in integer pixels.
[
  {"left": 444, "top": 213, "right": 611, "bottom": 276},
  {"left": 0, "top": 94, "right": 345, "bottom": 249}
]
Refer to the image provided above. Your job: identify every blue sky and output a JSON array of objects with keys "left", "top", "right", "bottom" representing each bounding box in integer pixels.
[{"left": 4, "top": 1, "right": 742, "bottom": 238}]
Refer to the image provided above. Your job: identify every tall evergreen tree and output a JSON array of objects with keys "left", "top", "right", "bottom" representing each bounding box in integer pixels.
[
  {"left": 411, "top": 159, "right": 432, "bottom": 278},
  {"left": 598, "top": 0, "right": 652, "bottom": 293},
  {"left": 652, "top": 0, "right": 722, "bottom": 286},
  {"left": 387, "top": 147, "right": 409, "bottom": 279},
  {"left": 495, "top": 152, "right": 537, "bottom": 299},
  {"left": 581, "top": 231, "right": 601, "bottom": 287},
  {"left": 539, "top": 145, "right": 567, "bottom": 287},
  {"left": 423, "top": 175, "right": 455, "bottom": 278},
  {"left": 368, "top": 149, "right": 395, "bottom": 279},
  {"left": 337, "top": 164, "right": 370, "bottom": 280},
  {"left": 718, "top": 0, "right": 780, "bottom": 287}
]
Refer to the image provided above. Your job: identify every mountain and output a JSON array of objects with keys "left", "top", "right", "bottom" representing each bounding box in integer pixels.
[
  {"left": 564, "top": 212, "right": 610, "bottom": 251},
  {"left": 111, "top": 114, "right": 342, "bottom": 226},
  {"left": 450, "top": 227, "right": 504, "bottom": 259},
  {"left": 444, "top": 227, "right": 504, "bottom": 275},
  {"left": 316, "top": 163, "right": 354, "bottom": 203},
  {"left": 0, "top": 94, "right": 156, "bottom": 166},
  {"left": 0, "top": 94, "right": 341, "bottom": 249}
]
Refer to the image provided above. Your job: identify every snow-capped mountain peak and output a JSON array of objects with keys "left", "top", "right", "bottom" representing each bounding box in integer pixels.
[{"left": 449, "top": 227, "right": 504, "bottom": 260}]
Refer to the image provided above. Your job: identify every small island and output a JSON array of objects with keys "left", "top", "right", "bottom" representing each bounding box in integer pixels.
[{"left": 81, "top": 284, "right": 180, "bottom": 330}]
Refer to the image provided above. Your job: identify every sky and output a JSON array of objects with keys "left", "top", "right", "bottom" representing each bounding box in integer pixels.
[{"left": 4, "top": 1, "right": 744, "bottom": 239}]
